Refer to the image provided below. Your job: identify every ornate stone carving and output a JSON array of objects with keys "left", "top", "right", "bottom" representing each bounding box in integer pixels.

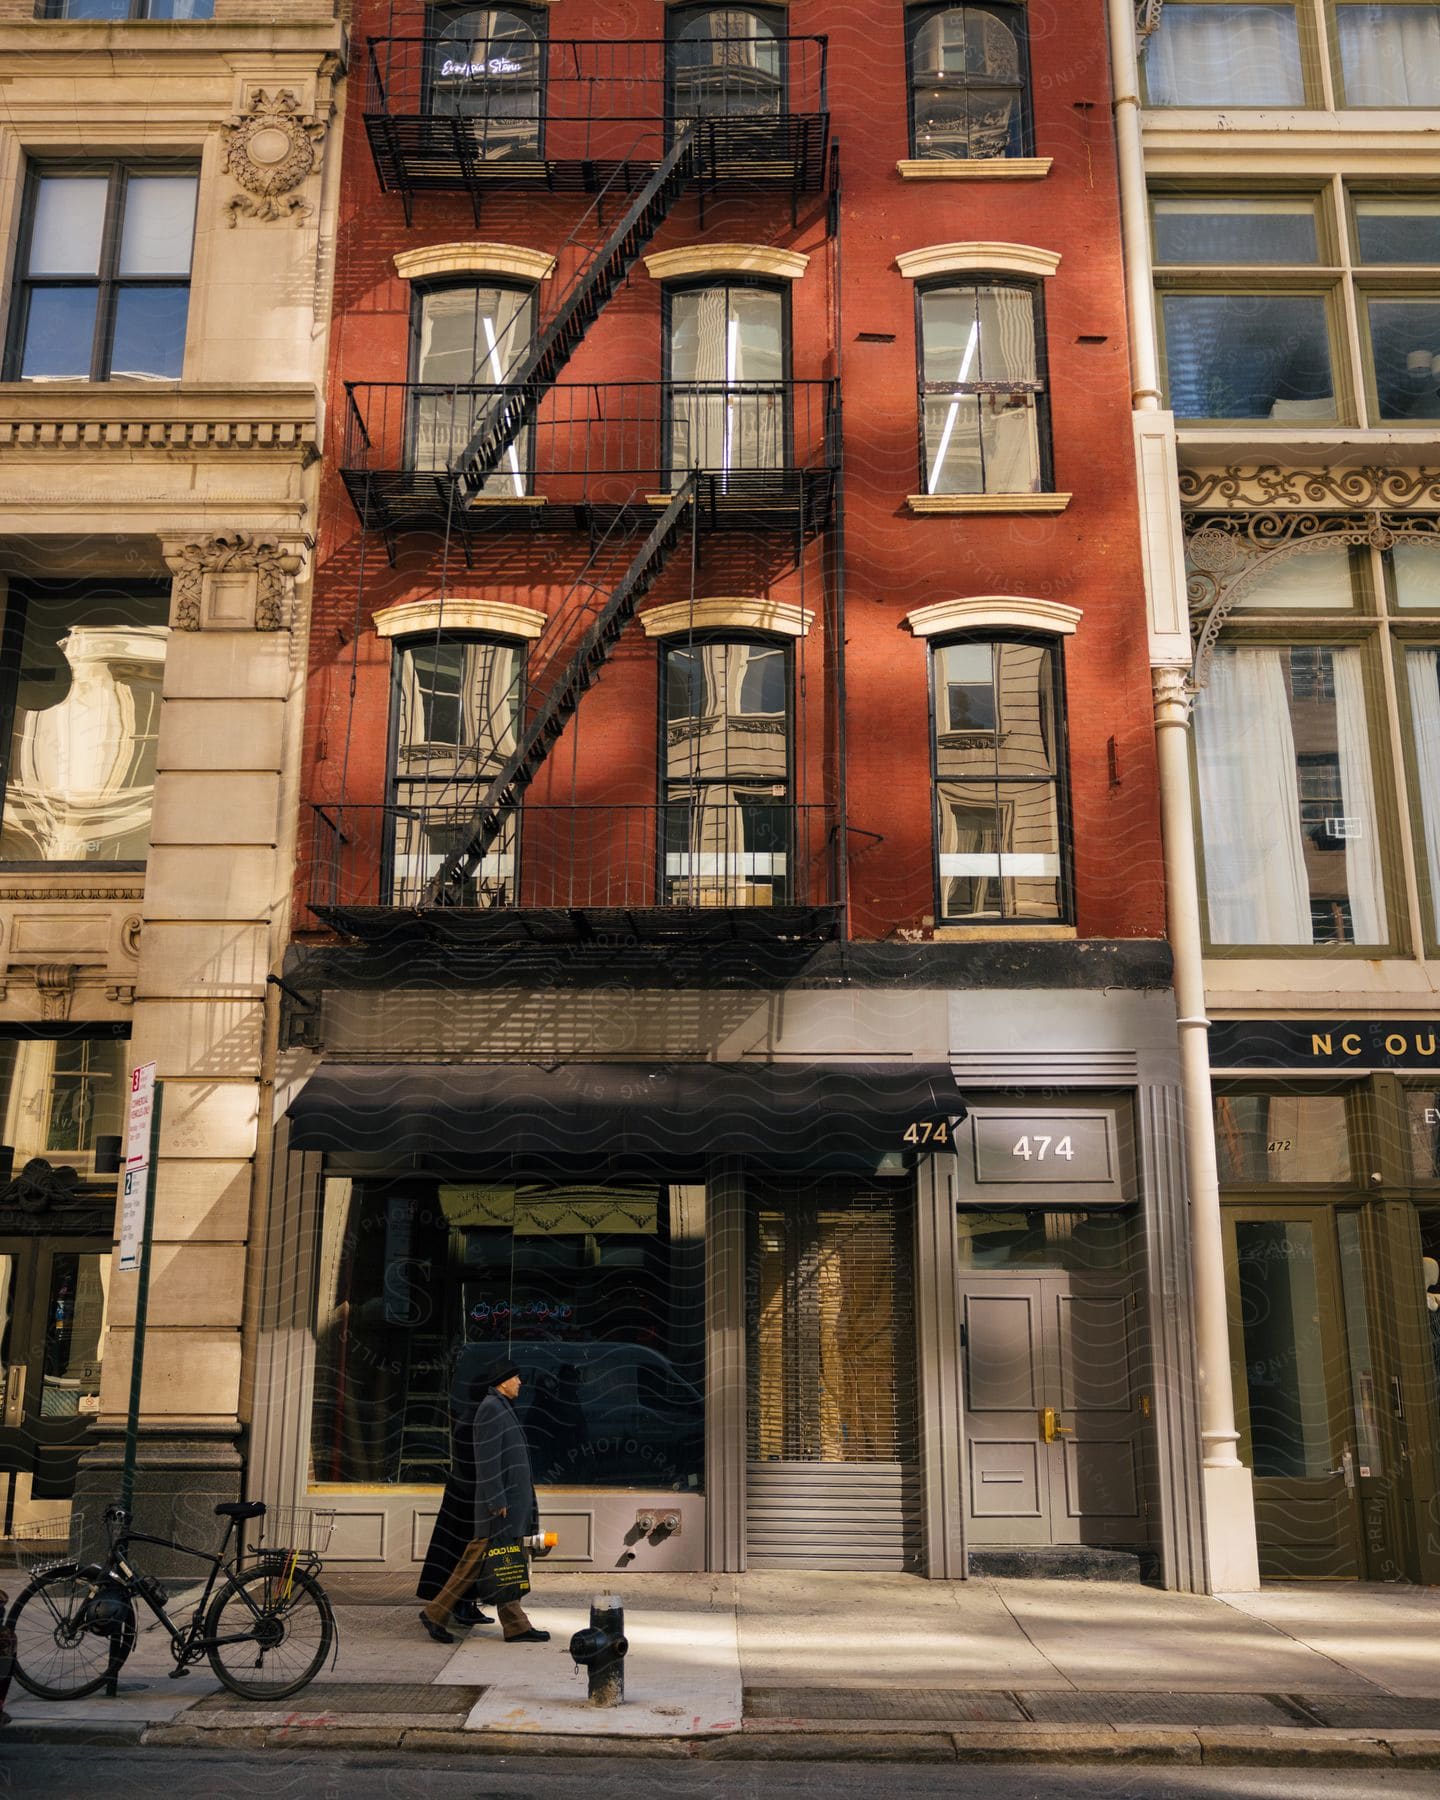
[
  {"left": 220, "top": 88, "right": 326, "bottom": 228},
  {"left": 1183, "top": 509, "right": 1440, "bottom": 687},
  {"left": 121, "top": 916, "right": 143, "bottom": 959},
  {"left": 1179, "top": 463, "right": 1440, "bottom": 510},
  {"left": 0, "top": 1158, "right": 81, "bottom": 1214},
  {"left": 34, "top": 963, "right": 76, "bottom": 1022},
  {"left": 163, "top": 533, "right": 307, "bottom": 632},
  {"left": 1152, "top": 664, "right": 1196, "bottom": 720}
]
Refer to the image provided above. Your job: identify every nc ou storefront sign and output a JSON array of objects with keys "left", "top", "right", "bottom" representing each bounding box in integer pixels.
[{"left": 1209, "top": 1019, "right": 1440, "bottom": 1070}]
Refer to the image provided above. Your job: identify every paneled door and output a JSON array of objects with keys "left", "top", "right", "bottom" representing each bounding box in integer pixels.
[{"left": 959, "top": 1271, "right": 1145, "bottom": 1547}]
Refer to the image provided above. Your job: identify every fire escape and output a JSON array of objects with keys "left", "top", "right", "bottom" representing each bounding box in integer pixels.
[{"left": 311, "top": 28, "right": 840, "bottom": 946}]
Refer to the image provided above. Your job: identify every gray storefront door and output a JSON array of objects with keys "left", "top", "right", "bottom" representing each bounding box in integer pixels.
[{"left": 960, "top": 1271, "right": 1145, "bottom": 1548}]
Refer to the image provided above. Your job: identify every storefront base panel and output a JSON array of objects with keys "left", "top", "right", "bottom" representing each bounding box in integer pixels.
[
  {"left": 315, "top": 1489, "right": 708, "bottom": 1574},
  {"left": 745, "top": 1462, "right": 922, "bottom": 1570}
]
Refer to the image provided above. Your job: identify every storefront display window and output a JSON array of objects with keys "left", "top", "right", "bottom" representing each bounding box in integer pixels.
[
  {"left": 310, "top": 1177, "right": 705, "bottom": 1493},
  {"left": 1234, "top": 1217, "right": 1332, "bottom": 1477},
  {"left": 1214, "top": 1093, "right": 1351, "bottom": 1184}
]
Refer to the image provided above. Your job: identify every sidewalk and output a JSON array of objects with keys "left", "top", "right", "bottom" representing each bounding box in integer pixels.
[{"left": 6, "top": 1569, "right": 1440, "bottom": 1767}]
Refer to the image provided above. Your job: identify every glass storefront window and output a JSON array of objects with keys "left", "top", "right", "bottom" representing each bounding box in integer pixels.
[
  {"left": 1405, "top": 1089, "right": 1440, "bottom": 1179},
  {"left": 955, "top": 1208, "right": 1128, "bottom": 1270},
  {"left": 1214, "top": 1093, "right": 1351, "bottom": 1184},
  {"left": 310, "top": 1177, "right": 705, "bottom": 1493},
  {"left": 1235, "top": 1217, "right": 1332, "bottom": 1477}
]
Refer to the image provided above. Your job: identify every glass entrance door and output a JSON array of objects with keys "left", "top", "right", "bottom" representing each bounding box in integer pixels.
[
  {"left": 0, "top": 1236, "right": 110, "bottom": 1531},
  {"left": 1226, "top": 1208, "right": 1365, "bottom": 1577}
]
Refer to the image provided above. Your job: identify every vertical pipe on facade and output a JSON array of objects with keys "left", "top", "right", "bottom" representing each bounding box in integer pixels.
[
  {"left": 1107, "top": 0, "right": 1245, "bottom": 1483},
  {"left": 829, "top": 142, "right": 850, "bottom": 939}
]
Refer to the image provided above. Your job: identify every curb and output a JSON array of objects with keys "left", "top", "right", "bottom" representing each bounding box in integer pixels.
[{"left": 6, "top": 1720, "right": 1440, "bottom": 1766}]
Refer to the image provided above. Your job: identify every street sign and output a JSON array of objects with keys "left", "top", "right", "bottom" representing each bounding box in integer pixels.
[{"left": 119, "top": 1061, "right": 156, "bottom": 1273}]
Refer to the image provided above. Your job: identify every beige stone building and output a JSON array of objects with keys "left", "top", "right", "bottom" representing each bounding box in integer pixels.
[{"left": 0, "top": 2, "right": 342, "bottom": 1544}]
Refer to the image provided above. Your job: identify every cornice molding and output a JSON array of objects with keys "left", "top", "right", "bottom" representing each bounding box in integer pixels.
[
  {"left": 642, "top": 245, "right": 810, "bottom": 282},
  {"left": 639, "top": 598, "right": 814, "bottom": 638},
  {"left": 904, "top": 596, "right": 1082, "bottom": 638},
  {"left": 393, "top": 243, "right": 556, "bottom": 284},
  {"left": 374, "top": 598, "right": 548, "bottom": 641},
  {"left": 0, "top": 383, "right": 319, "bottom": 458},
  {"left": 896, "top": 242, "right": 1061, "bottom": 281}
]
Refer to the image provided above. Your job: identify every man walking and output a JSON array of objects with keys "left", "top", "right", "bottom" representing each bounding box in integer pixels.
[{"left": 418, "top": 1358, "right": 550, "bottom": 1644}]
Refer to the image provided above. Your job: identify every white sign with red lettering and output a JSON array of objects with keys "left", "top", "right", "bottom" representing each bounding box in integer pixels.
[{"left": 119, "top": 1061, "right": 157, "bottom": 1273}]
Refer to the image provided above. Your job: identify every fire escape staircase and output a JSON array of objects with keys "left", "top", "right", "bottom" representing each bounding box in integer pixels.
[
  {"left": 451, "top": 124, "right": 698, "bottom": 504},
  {"left": 423, "top": 475, "right": 698, "bottom": 905}
]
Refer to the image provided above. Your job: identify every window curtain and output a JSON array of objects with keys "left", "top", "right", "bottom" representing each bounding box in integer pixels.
[
  {"left": 1408, "top": 648, "right": 1440, "bottom": 937},
  {"left": 1337, "top": 6, "right": 1440, "bottom": 104},
  {"left": 1193, "top": 647, "right": 1311, "bottom": 943},
  {"left": 1332, "top": 648, "right": 1386, "bottom": 944},
  {"left": 1144, "top": 4, "right": 1306, "bottom": 106}
]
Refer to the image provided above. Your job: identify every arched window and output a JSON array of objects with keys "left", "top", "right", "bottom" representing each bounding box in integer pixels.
[
  {"left": 665, "top": 279, "right": 787, "bottom": 483},
  {"left": 408, "top": 279, "right": 536, "bottom": 491},
  {"left": 669, "top": 6, "right": 785, "bottom": 132},
  {"left": 930, "top": 634, "right": 1068, "bottom": 923},
  {"left": 917, "top": 279, "right": 1048, "bottom": 494},
  {"left": 425, "top": 4, "right": 544, "bottom": 161},
  {"left": 907, "top": 4, "right": 1030, "bottom": 160},
  {"left": 660, "top": 635, "right": 791, "bottom": 907},
  {"left": 387, "top": 633, "right": 524, "bottom": 906}
]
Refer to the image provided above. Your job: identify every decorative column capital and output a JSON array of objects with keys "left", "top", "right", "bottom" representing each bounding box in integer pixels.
[
  {"left": 161, "top": 532, "right": 311, "bottom": 632},
  {"left": 1152, "top": 663, "right": 1196, "bottom": 723}
]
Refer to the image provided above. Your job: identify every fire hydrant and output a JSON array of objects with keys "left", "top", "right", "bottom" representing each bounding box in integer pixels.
[{"left": 568, "top": 1594, "right": 628, "bottom": 1707}]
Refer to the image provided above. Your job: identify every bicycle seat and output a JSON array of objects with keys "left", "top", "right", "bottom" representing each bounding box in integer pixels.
[{"left": 215, "top": 1501, "right": 267, "bottom": 1521}]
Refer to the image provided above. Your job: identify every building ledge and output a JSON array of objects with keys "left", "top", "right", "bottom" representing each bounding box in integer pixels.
[
  {"left": 928, "top": 925, "right": 1077, "bottom": 941},
  {"left": 897, "top": 157, "right": 1052, "bottom": 180},
  {"left": 0, "top": 21, "right": 342, "bottom": 58},
  {"left": 907, "top": 492, "right": 1072, "bottom": 515},
  {"left": 0, "top": 383, "right": 319, "bottom": 458}
]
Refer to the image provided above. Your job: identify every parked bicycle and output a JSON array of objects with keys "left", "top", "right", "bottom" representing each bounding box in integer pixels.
[{"left": 6, "top": 1500, "right": 337, "bottom": 1702}]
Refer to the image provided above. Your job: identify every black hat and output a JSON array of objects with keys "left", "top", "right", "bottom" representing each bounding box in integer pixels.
[{"left": 481, "top": 1358, "right": 520, "bottom": 1389}]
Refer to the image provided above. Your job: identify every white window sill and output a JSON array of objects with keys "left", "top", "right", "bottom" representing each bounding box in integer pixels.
[
  {"left": 907, "top": 492, "right": 1072, "bottom": 514},
  {"left": 897, "top": 158, "right": 1053, "bottom": 181},
  {"left": 931, "top": 924, "right": 1077, "bottom": 941}
]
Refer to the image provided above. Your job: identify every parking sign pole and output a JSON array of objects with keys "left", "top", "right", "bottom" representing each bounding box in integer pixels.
[{"left": 119, "top": 1069, "right": 163, "bottom": 1516}]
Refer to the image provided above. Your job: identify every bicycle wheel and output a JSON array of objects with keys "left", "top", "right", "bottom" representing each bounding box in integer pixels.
[
  {"left": 8, "top": 1565, "right": 135, "bottom": 1700},
  {"left": 204, "top": 1560, "right": 334, "bottom": 1701}
]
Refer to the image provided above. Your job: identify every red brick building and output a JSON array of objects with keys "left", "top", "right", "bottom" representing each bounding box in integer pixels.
[{"left": 260, "top": 1, "right": 1204, "bottom": 1589}]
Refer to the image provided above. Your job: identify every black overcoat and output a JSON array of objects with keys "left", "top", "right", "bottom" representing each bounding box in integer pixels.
[
  {"left": 473, "top": 1389, "right": 537, "bottom": 1540},
  {"left": 415, "top": 1348, "right": 488, "bottom": 1602}
]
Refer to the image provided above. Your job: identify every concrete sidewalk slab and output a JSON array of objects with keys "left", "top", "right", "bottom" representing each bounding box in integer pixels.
[
  {"left": 1220, "top": 1584, "right": 1440, "bottom": 1698},
  {"left": 996, "top": 1579, "right": 1379, "bottom": 1693}
]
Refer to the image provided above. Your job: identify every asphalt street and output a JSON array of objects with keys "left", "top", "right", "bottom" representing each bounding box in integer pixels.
[{"left": 1, "top": 1747, "right": 1435, "bottom": 1800}]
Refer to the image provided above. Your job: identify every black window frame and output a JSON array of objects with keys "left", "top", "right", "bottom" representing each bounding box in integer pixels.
[
  {"left": 405, "top": 275, "right": 539, "bottom": 481},
  {"left": 656, "top": 630, "right": 795, "bottom": 908},
  {"left": 4, "top": 160, "right": 199, "bottom": 384},
  {"left": 38, "top": 1, "right": 214, "bottom": 15},
  {"left": 383, "top": 628, "right": 528, "bottom": 907},
  {"left": 661, "top": 276, "right": 793, "bottom": 479},
  {"left": 914, "top": 275, "right": 1053, "bottom": 495},
  {"left": 665, "top": 2, "right": 789, "bottom": 138},
  {"left": 905, "top": 1, "right": 1034, "bottom": 161},
  {"left": 422, "top": 0, "right": 548, "bottom": 150},
  {"left": 926, "top": 630, "right": 1072, "bottom": 926}
]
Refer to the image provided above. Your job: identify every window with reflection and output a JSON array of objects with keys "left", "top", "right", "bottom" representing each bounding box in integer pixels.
[
  {"left": 311, "top": 1177, "right": 705, "bottom": 1492},
  {"left": 41, "top": 0, "right": 212, "bottom": 16},
  {"left": 670, "top": 5, "right": 784, "bottom": 132},
  {"left": 661, "top": 636, "right": 791, "bottom": 907},
  {"left": 930, "top": 636, "right": 1067, "bottom": 923},
  {"left": 7, "top": 166, "right": 197, "bottom": 382},
  {"left": 1213, "top": 1092, "right": 1352, "bottom": 1184},
  {"left": 424, "top": 4, "right": 544, "bottom": 158},
  {"left": 1193, "top": 645, "right": 1388, "bottom": 945},
  {"left": 388, "top": 635, "right": 523, "bottom": 906},
  {"left": 907, "top": 4, "right": 1030, "bottom": 160},
  {"left": 0, "top": 581, "right": 169, "bottom": 864},
  {"left": 1234, "top": 1218, "right": 1333, "bottom": 1478},
  {"left": 0, "top": 1033, "right": 126, "bottom": 1176},
  {"left": 918, "top": 281, "right": 1047, "bottom": 494},
  {"left": 666, "top": 281, "right": 786, "bottom": 482},
  {"left": 410, "top": 281, "right": 535, "bottom": 491}
]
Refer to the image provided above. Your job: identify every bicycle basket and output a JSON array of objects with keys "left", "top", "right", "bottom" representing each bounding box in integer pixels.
[
  {"left": 8, "top": 1512, "right": 85, "bottom": 1577},
  {"left": 244, "top": 1506, "right": 336, "bottom": 1560}
]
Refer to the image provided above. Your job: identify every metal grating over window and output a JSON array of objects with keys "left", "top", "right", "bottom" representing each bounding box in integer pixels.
[{"left": 747, "top": 1187, "right": 918, "bottom": 1463}]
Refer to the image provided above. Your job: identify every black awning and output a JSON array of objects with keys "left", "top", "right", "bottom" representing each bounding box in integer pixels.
[{"left": 287, "top": 1061, "right": 967, "bottom": 1176}]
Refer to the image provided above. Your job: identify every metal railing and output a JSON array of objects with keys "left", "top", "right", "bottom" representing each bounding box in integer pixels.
[
  {"left": 306, "top": 801, "right": 838, "bottom": 918},
  {"left": 341, "top": 378, "right": 839, "bottom": 518}
]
